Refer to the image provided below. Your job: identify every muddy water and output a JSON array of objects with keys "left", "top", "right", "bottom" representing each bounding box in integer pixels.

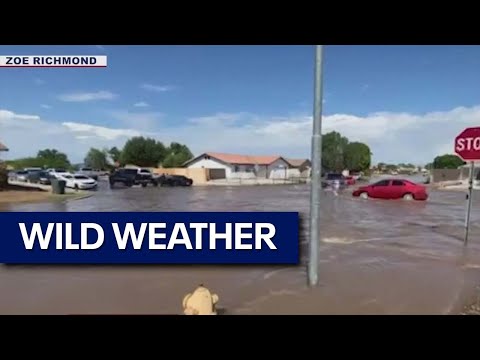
[{"left": 1, "top": 179, "right": 480, "bottom": 315}]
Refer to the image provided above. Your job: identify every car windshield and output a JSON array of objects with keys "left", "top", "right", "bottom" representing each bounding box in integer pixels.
[
  {"left": 74, "top": 175, "right": 89, "bottom": 179},
  {"left": 81, "top": 168, "right": 92, "bottom": 171},
  {"left": 54, "top": 169, "right": 66, "bottom": 172},
  {"left": 123, "top": 169, "right": 138, "bottom": 175},
  {"left": 63, "top": 175, "right": 73, "bottom": 179},
  {"left": 17, "top": 171, "right": 28, "bottom": 174},
  {"left": 139, "top": 168, "right": 150, "bottom": 173}
]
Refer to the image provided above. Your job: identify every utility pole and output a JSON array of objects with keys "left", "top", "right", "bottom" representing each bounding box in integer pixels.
[{"left": 308, "top": 45, "right": 324, "bottom": 287}]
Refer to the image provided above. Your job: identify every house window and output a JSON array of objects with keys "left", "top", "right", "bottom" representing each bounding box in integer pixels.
[
  {"left": 204, "top": 156, "right": 211, "bottom": 160},
  {"left": 234, "top": 166, "right": 239, "bottom": 172}
]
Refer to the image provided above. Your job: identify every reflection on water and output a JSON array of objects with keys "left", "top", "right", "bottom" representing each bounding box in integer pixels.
[{"left": 1, "top": 180, "right": 480, "bottom": 314}]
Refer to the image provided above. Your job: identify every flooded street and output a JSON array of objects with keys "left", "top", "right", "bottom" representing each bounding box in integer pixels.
[{"left": 1, "top": 178, "right": 480, "bottom": 314}]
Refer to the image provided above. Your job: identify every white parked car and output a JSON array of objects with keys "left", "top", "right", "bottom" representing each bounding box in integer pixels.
[
  {"left": 47, "top": 168, "right": 71, "bottom": 179},
  {"left": 58, "top": 173, "right": 98, "bottom": 190}
]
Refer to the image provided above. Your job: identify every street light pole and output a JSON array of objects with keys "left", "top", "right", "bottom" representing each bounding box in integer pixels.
[{"left": 308, "top": 45, "right": 324, "bottom": 287}]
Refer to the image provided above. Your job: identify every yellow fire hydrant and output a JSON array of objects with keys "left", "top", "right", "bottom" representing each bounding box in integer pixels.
[{"left": 182, "top": 284, "right": 219, "bottom": 315}]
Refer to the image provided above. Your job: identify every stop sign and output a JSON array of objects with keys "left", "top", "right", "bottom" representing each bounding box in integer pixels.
[{"left": 454, "top": 127, "right": 480, "bottom": 161}]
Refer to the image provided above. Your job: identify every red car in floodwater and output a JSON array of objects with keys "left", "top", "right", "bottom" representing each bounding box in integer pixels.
[
  {"left": 352, "top": 179, "right": 428, "bottom": 201},
  {"left": 345, "top": 176, "right": 356, "bottom": 186}
]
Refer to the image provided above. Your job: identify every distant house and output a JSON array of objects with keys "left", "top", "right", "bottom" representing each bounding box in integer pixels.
[
  {"left": 285, "top": 158, "right": 311, "bottom": 177},
  {"left": 459, "top": 163, "right": 480, "bottom": 181},
  {"left": 183, "top": 152, "right": 292, "bottom": 180}
]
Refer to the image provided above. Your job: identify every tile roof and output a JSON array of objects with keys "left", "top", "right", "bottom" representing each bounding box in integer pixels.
[
  {"left": 285, "top": 158, "right": 310, "bottom": 167},
  {"left": 205, "top": 152, "right": 282, "bottom": 165}
]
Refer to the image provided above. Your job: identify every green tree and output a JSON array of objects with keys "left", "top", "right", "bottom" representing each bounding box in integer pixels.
[
  {"left": 6, "top": 157, "right": 44, "bottom": 169},
  {"left": 425, "top": 163, "right": 433, "bottom": 170},
  {"left": 162, "top": 142, "right": 194, "bottom": 168},
  {"left": 432, "top": 154, "right": 465, "bottom": 169},
  {"left": 108, "top": 147, "right": 121, "bottom": 163},
  {"left": 84, "top": 148, "right": 109, "bottom": 169},
  {"left": 120, "top": 137, "right": 166, "bottom": 167},
  {"left": 343, "top": 142, "right": 372, "bottom": 172},
  {"left": 6, "top": 149, "right": 72, "bottom": 170},
  {"left": 0, "top": 162, "right": 8, "bottom": 190},
  {"left": 37, "top": 149, "right": 71, "bottom": 169},
  {"left": 322, "top": 131, "right": 349, "bottom": 172}
]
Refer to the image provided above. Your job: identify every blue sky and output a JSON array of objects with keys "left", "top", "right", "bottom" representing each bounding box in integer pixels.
[{"left": 2, "top": 45, "right": 480, "bottom": 165}]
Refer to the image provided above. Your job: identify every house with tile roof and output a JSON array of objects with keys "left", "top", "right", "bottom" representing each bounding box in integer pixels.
[
  {"left": 183, "top": 152, "right": 292, "bottom": 180},
  {"left": 285, "top": 158, "right": 312, "bottom": 178}
]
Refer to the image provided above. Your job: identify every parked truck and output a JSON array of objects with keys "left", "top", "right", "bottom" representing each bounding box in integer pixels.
[{"left": 108, "top": 168, "right": 158, "bottom": 188}]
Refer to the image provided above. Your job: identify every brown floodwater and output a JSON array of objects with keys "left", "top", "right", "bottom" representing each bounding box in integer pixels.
[{"left": 1, "top": 177, "right": 480, "bottom": 315}]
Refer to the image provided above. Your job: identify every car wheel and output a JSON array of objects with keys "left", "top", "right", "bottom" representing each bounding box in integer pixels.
[
  {"left": 141, "top": 183, "right": 147, "bottom": 188},
  {"left": 74, "top": 184, "right": 79, "bottom": 191},
  {"left": 403, "top": 193, "right": 414, "bottom": 201},
  {"left": 359, "top": 192, "right": 369, "bottom": 199}
]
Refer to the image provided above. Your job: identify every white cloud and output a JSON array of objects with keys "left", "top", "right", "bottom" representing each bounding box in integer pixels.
[
  {"left": 109, "top": 111, "right": 163, "bottom": 131},
  {"left": 1, "top": 105, "right": 479, "bottom": 164},
  {"left": 62, "top": 122, "right": 141, "bottom": 141},
  {"left": 34, "top": 78, "right": 45, "bottom": 85},
  {"left": 0, "top": 109, "right": 134, "bottom": 162},
  {"left": 0, "top": 109, "right": 40, "bottom": 122},
  {"left": 140, "top": 83, "right": 175, "bottom": 92},
  {"left": 40, "top": 104, "right": 51, "bottom": 109},
  {"left": 134, "top": 101, "right": 149, "bottom": 108},
  {"left": 58, "top": 91, "right": 117, "bottom": 102},
  {"left": 188, "top": 112, "right": 245, "bottom": 126}
]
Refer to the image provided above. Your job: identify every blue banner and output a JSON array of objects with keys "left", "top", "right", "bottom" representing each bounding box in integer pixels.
[{"left": 0, "top": 212, "right": 299, "bottom": 264}]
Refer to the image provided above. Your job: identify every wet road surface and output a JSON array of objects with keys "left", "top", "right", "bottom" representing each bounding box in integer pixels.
[{"left": 1, "top": 179, "right": 480, "bottom": 314}]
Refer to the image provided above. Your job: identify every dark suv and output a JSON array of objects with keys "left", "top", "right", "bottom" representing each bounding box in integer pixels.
[
  {"left": 322, "top": 173, "right": 347, "bottom": 189},
  {"left": 109, "top": 168, "right": 158, "bottom": 188},
  {"left": 157, "top": 174, "right": 193, "bottom": 187}
]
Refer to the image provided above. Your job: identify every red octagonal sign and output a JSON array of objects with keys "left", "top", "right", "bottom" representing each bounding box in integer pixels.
[{"left": 454, "top": 127, "right": 480, "bottom": 161}]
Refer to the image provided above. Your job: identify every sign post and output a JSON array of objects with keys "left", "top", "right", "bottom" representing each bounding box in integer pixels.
[
  {"left": 465, "top": 161, "right": 475, "bottom": 246},
  {"left": 454, "top": 127, "right": 480, "bottom": 246}
]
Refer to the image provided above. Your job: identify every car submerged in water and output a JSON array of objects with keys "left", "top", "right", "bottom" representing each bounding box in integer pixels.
[
  {"left": 352, "top": 178, "right": 428, "bottom": 201},
  {"left": 157, "top": 174, "right": 193, "bottom": 187},
  {"left": 322, "top": 173, "right": 348, "bottom": 190}
]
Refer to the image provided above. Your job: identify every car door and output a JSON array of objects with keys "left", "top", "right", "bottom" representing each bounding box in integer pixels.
[
  {"left": 63, "top": 175, "right": 74, "bottom": 188},
  {"left": 369, "top": 180, "right": 390, "bottom": 198},
  {"left": 390, "top": 180, "right": 405, "bottom": 199}
]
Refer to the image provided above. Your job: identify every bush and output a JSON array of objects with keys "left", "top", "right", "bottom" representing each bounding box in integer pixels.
[{"left": 0, "top": 163, "right": 8, "bottom": 190}]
